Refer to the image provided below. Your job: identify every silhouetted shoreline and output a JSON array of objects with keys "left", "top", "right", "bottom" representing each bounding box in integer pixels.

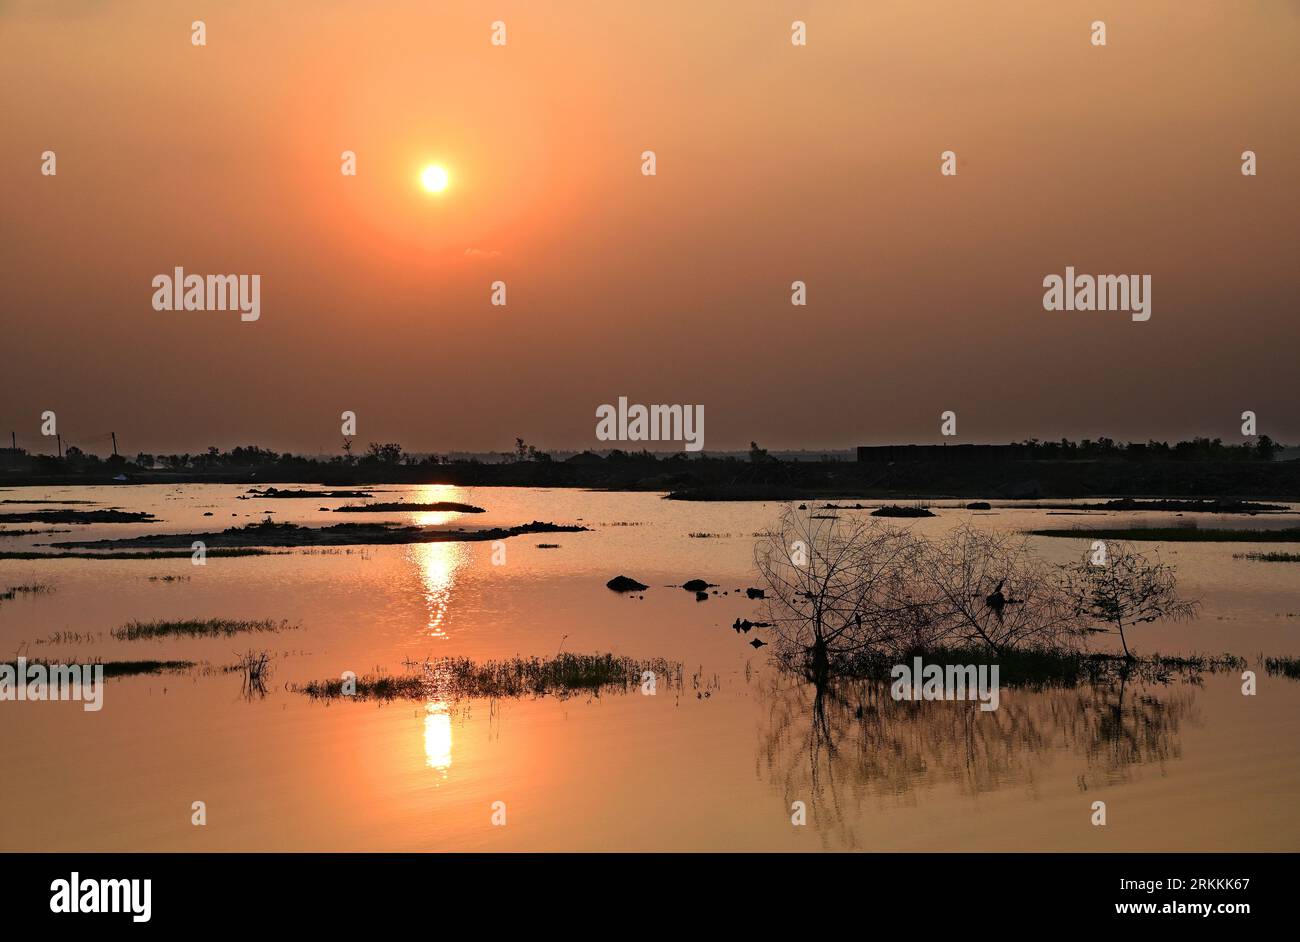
[{"left": 2, "top": 439, "right": 1296, "bottom": 500}]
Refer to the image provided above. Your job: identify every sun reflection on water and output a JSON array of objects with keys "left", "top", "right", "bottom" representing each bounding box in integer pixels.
[
  {"left": 423, "top": 701, "right": 453, "bottom": 773},
  {"left": 412, "top": 541, "right": 466, "bottom": 638}
]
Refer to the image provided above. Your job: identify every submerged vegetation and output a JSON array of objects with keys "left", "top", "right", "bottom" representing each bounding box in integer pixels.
[
  {"left": 295, "top": 653, "right": 682, "bottom": 702},
  {"left": 111, "top": 618, "right": 297, "bottom": 641}
]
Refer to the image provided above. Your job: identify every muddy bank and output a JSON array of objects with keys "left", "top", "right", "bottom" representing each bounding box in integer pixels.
[
  {"left": 1016, "top": 498, "right": 1289, "bottom": 514},
  {"left": 49, "top": 518, "right": 588, "bottom": 550},
  {"left": 0, "top": 548, "right": 280, "bottom": 560},
  {"left": 244, "top": 487, "right": 376, "bottom": 499},
  {"left": 333, "top": 501, "right": 485, "bottom": 513},
  {"left": 0, "top": 509, "right": 156, "bottom": 524},
  {"left": 1028, "top": 526, "right": 1300, "bottom": 542}
]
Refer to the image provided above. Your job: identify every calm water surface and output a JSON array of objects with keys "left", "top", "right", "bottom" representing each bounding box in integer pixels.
[{"left": 1, "top": 485, "right": 1297, "bottom": 851}]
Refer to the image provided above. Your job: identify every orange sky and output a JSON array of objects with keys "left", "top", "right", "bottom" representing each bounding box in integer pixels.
[{"left": 2, "top": 1, "right": 1297, "bottom": 454}]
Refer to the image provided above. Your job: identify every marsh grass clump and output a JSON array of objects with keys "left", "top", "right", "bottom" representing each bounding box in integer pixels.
[
  {"left": 296, "top": 653, "right": 682, "bottom": 702},
  {"left": 1234, "top": 552, "right": 1300, "bottom": 562},
  {"left": 0, "top": 582, "right": 52, "bottom": 603},
  {"left": 302, "top": 673, "right": 429, "bottom": 701},
  {"left": 111, "top": 618, "right": 297, "bottom": 641},
  {"left": 229, "top": 650, "right": 273, "bottom": 698},
  {"left": 1264, "top": 656, "right": 1300, "bottom": 680},
  {"left": 35, "top": 630, "right": 104, "bottom": 645}
]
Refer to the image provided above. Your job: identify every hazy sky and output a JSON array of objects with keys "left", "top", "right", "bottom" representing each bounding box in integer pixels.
[{"left": 2, "top": 1, "right": 1297, "bottom": 455}]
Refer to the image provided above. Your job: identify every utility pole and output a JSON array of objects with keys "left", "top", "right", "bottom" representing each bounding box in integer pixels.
[
  {"left": 111, "top": 432, "right": 118, "bottom": 458},
  {"left": 56, "top": 433, "right": 63, "bottom": 458},
  {"left": 9, "top": 432, "right": 14, "bottom": 450}
]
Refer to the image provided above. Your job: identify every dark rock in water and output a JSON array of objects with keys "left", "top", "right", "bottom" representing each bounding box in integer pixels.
[
  {"left": 749, "top": 638, "right": 767, "bottom": 648},
  {"left": 695, "top": 590, "right": 709, "bottom": 601},
  {"left": 202, "top": 512, "right": 213, "bottom": 517},
  {"left": 745, "top": 587, "right": 765, "bottom": 600},
  {"left": 607, "top": 575, "right": 649, "bottom": 593},
  {"left": 966, "top": 501, "right": 992, "bottom": 510},
  {"left": 733, "top": 618, "right": 772, "bottom": 633},
  {"left": 682, "top": 578, "right": 715, "bottom": 592}
]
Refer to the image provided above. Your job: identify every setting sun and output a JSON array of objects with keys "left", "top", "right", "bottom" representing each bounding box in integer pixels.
[{"left": 420, "top": 164, "right": 450, "bottom": 193}]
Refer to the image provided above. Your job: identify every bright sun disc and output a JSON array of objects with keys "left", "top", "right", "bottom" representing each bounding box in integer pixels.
[{"left": 420, "top": 165, "right": 449, "bottom": 193}]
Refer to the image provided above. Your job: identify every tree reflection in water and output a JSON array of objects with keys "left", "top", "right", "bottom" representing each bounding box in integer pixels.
[{"left": 757, "top": 673, "right": 1197, "bottom": 848}]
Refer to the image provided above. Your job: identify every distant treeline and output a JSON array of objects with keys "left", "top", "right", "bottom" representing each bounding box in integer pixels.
[
  {"left": 0, "top": 437, "right": 1295, "bottom": 500},
  {"left": 859, "top": 436, "right": 1282, "bottom": 462},
  {"left": 1012, "top": 436, "right": 1281, "bottom": 460}
]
